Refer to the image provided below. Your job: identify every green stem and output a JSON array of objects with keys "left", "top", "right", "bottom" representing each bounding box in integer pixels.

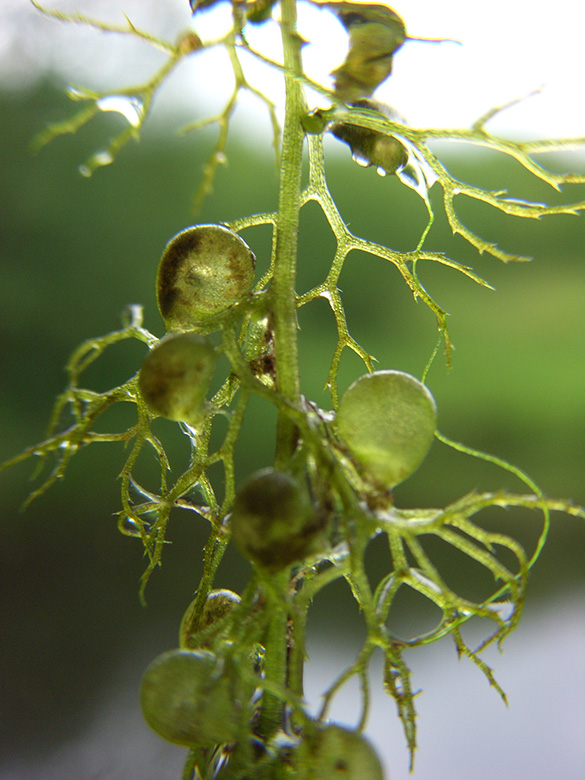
[
  {"left": 256, "top": 570, "right": 291, "bottom": 739},
  {"left": 253, "top": 0, "right": 307, "bottom": 743},
  {"left": 271, "top": 0, "right": 305, "bottom": 468},
  {"left": 287, "top": 597, "right": 307, "bottom": 714}
]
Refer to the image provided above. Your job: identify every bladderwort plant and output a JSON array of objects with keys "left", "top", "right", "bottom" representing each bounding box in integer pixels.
[{"left": 3, "top": 0, "right": 585, "bottom": 777}]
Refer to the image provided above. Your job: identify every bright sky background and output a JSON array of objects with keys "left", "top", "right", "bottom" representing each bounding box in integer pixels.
[{"left": 1, "top": 0, "right": 584, "bottom": 141}]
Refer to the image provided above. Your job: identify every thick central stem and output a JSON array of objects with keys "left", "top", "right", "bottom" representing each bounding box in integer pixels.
[
  {"left": 271, "top": 0, "right": 305, "bottom": 468},
  {"left": 256, "top": 0, "right": 306, "bottom": 741}
]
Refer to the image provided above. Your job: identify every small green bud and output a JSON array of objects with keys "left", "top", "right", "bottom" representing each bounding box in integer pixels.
[
  {"left": 189, "top": 0, "right": 220, "bottom": 13},
  {"left": 180, "top": 589, "right": 241, "bottom": 650},
  {"left": 336, "top": 370, "right": 437, "bottom": 489},
  {"left": 296, "top": 722, "right": 384, "bottom": 780},
  {"left": 156, "top": 224, "right": 255, "bottom": 330},
  {"left": 245, "top": 0, "right": 278, "bottom": 24},
  {"left": 326, "top": 2, "right": 406, "bottom": 101},
  {"left": 327, "top": 1, "right": 405, "bottom": 37},
  {"left": 230, "top": 469, "right": 325, "bottom": 572},
  {"left": 302, "top": 109, "right": 330, "bottom": 135},
  {"left": 140, "top": 648, "right": 243, "bottom": 747},
  {"left": 138, "top": 332, "right": 217, "bottom": 424}
]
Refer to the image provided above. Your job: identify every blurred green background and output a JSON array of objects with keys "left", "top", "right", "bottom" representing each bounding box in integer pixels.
[{"left": 1, "top": 80, "right": 584, "bottom": 779}]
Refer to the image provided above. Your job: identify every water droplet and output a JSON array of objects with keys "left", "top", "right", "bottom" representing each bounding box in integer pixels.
[
  {"left": 120, "top": 516, "right": 150, "bottom": 537},
  {"left": 78, "top": 150, "right": 114, "bottom": 178},
  {"left": 376, "top": 166, "right": 388, "bottom": 177},
  {"left": 120, "top": 517, "right": 140, "bottom": 536},
  {"left": 487, "top": 601, "right": 515, "bottom": 621},
  {"left": 66, "top": 85, "right": 92, "bottom": 101},
  {"left": 96, "top": 95, "right": 144, "bottom": 128},
  {"left": 351, "top": 151, "right": 370, "bottom": 168},
  {"left": 395, "top": 139, "right": 438, "bottom": 203},
  {"left": 180, "top": 421, "right": 202, "bottom": 443}
]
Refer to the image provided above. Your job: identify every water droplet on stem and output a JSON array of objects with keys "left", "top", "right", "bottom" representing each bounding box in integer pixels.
[
  {"left": 96, "top": 95, "right": 144, "bottom": 128},
  {"left": 79, "top": 150, "right": 114, "bottom": 177}
]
